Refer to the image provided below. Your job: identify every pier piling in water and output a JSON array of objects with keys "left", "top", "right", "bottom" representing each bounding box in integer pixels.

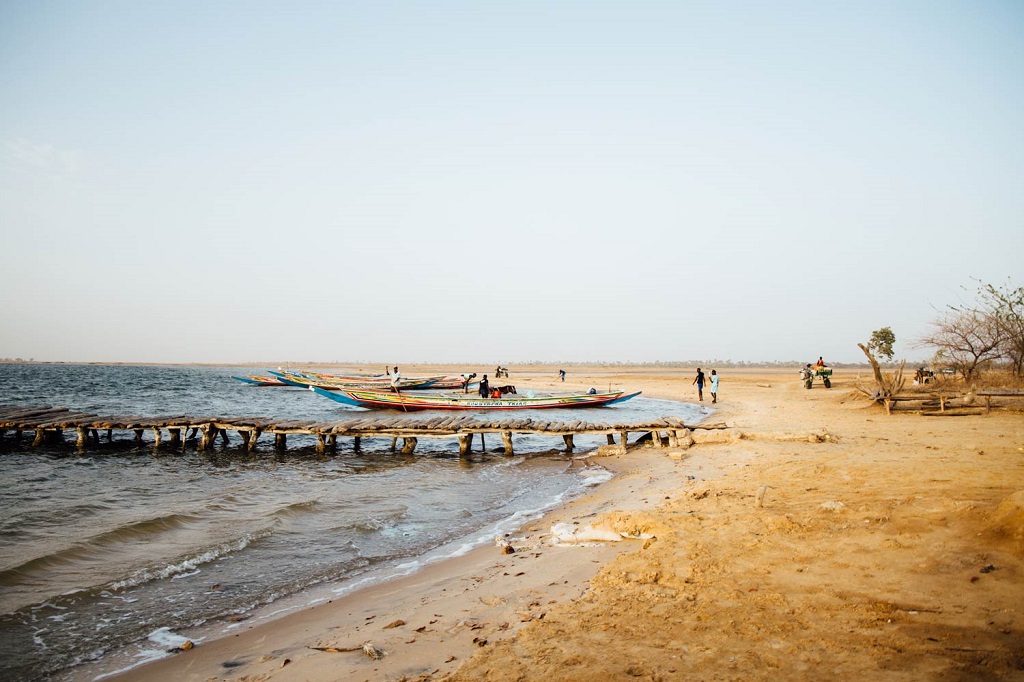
[{"left": 0, "top": 405, "right": 728, "bottom": 457}]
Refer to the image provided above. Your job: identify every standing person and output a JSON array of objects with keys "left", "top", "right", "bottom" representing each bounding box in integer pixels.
[
  {"left": 390, "top": 366, "right": 401, "bottom": 392},
  {"left": 710, "top": 369, "right": 719, "bottom": 404},
  {"left": 478, "top": 374, "right": 490, "bottom": 399},
  {"left": 692, "top": 367, "right": 706, "bottom": 401},
  {"left": 558, "top": 369, "right": 566, "bottom": 381}
]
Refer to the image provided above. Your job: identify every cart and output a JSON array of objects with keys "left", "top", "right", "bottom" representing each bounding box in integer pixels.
[{"left": 800, "top": 366, "right": 832, "bottom": 389}]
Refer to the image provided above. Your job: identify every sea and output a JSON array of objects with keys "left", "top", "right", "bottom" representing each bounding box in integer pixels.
[{"left": 0, "top": 364, "right": 709, "bottom": 682}]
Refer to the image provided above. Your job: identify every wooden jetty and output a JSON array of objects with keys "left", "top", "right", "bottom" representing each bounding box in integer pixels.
[{"left": 0, "top": 405, "right": 727, "bottom": 457}]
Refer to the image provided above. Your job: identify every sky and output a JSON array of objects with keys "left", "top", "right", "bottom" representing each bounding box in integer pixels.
[{"left": 1, "top": 1, "right": 1021, "bottom": 365}]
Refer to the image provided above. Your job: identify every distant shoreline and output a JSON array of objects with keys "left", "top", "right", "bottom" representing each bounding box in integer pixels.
[{"left": 0, "top": 359, "right": 901, "bottom": 370}]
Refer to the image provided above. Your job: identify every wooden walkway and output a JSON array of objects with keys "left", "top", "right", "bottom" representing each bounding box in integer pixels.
[{"left": 0, "top": 405, "right": 726, "bottom": 456}]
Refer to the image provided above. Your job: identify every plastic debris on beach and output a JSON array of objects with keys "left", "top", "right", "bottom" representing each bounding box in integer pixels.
[{"left": 550, "top": 522, "right": 623, "bottom": 546}]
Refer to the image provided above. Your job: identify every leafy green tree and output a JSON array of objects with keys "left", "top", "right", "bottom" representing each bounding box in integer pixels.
[{"left": 868, "top": 327, "right": 896, "bottom": 361}]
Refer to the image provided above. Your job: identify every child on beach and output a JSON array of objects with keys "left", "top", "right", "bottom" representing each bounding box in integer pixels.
[{"left": 710, "top": 370, "right": 719, "bottom": 403}]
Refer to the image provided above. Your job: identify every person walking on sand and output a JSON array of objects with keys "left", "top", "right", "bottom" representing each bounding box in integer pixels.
[
  {"left": 710, "top": 369, "right": 719, "bottom": 404},
  {"left": 692, "top": 367, "right": 706, "bottom": 401}
]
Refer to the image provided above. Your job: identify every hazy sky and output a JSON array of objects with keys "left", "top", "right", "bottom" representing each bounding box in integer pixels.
[{"left": 1, "top": 1, "right": 1021, "bottom": 364}]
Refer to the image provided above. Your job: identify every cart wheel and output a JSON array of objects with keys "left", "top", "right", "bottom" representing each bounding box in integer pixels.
[
  {"left": 804, "top": 380, "right": 812, "bottom": 389},
  {"left": 824, "top": 377, "right": 831, "bottom": 388}
]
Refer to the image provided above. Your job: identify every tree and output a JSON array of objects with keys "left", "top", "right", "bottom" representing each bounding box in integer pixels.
[
  {"left": 918, "top": 308, "right": 1002, "bottom": 384},
  {"left": 976, "top": 279, "right": 1024, "bottom": 376},
  {"left": 868, "top": 327, "right": 896, "bottom": 361},
  {"left": 856, "top": 340, "right": 905, "bottom": 403}
]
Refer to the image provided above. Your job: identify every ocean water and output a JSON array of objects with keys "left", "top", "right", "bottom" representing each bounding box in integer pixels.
[{"left": 0, "top": 364, "right": 708, "bottom": 681}]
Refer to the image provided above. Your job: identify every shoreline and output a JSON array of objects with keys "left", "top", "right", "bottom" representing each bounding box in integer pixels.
[
  {"left": 71, "top": 367, "right": 1024, "bottom": 681},
  {"left": 97, "top": 427, "right": 738, "bottom": 682}
]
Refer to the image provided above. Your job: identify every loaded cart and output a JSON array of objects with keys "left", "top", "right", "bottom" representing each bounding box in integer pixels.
[{"left": 800, "top": 365, "right": 832, "bottom": 389}]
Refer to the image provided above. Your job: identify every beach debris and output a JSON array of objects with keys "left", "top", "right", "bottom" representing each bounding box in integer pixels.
[
  {"left": 309, "top": 644, "right": 365, "bottom": 653},
  {"left": 446, "top": 655, "right": 457, "bottom": 662},
  {"left": 820, "top": 500, "right": 847, "bottom": 511},
  {"left": 472, "top": 636, "right": 488, "bottom": 647},
  {"left": 755, "top": 485, "right": 771, "bottom": 508},
  {"left": 980, "top": 564, "right": 997, "bottom": 573},
  {"left": 495, "top": 535, "right": 516, "bottom": 554},
  {"left": 362, "top": 642, "right": 385, "bottom": 660},
  {"left": 550, "top": 522, "right": 622, "bottom": 545},
  {"left": 383, "top": 619, "right": 406, "bottom": 629},
  {"left": 168, "top": 639, "right": 195, "bottom": 653},
  {"left": 281, "top": 658, "right": 291, "bottom": 667}
]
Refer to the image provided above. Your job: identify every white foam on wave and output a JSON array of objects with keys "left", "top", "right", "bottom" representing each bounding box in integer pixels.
[{"left": 108, "top": 528, "right": 272, "bottom": 591}]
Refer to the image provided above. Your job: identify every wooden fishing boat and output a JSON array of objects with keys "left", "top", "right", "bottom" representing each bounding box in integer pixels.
[
  {"left": 426, "top": 376, "right": 480, "bottom": 390},
  {"left": 269, "top": 370, "right": 443, "bottom": 391},
  {"left": 309, "top": 386, "right": 642, "bottom": 411},
  {"left": 231, "top": 375, "right": 290, "bottom": 387}
]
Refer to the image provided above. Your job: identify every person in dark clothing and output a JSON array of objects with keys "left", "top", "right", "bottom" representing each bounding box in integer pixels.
[
  {"left": 478, "top": 375, "right": 490, "bottom": 399},
  {"left": 692, "top": 367, "right": 706, "bottom": 402}
]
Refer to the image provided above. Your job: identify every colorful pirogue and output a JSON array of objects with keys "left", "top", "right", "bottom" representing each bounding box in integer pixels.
[
  {"left": 309, "top": 385, "right": 642, "bottom": 411},
  {"left": 268, "top": 369, "right": 446, "bottom": 391},
  {"left": 231, "top": 375, "right": 290, "bottom": 387}
]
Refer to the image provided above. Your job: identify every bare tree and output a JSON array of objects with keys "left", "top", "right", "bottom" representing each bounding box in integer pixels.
[
  {"left": 918, "top": 308, "right": 1002, "bottom": 384},
  {"left": 977, "top": 279, "right": 1024, "bottom": 376}
]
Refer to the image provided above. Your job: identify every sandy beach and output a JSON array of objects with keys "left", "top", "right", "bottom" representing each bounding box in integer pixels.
[{"left": 104, "top": 366, "right": 1024, "bottom": 682}]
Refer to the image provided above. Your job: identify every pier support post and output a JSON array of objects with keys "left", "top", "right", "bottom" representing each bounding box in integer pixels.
[
  {"left": 668, "top": 430, "right": 678, "bottom": 447},
  {"left": 151, "top": 428, "right": 162, "bottom": 448},
  {"left": 607, "top": 434, "right": 616, "bottom": 445},
  {"left": 650, "top": 430, "right": 663, "bottom": 448},
  {"left": 619, "top": 431, "right": 629, "bottom": 453},
  {"left": 501, "top": 431, "right": 514, "bottom": 455},
  {"left": 353, "top": 436, "right": 361, "bottom": 452},
  {"left": 562, "top": 434, "right": 574, "bottom": 453},
  {"left": 401, "top": 437, "right": 417, "bottom": 454},
  {"left": 220, "top": 429, "right": 229, "bottom": 444},
  {"left": 678, "top": 428, "right": 694, "bottom": 450},
  {"left": 169, "top": 429, "right": 182, "bottom": 448},
  {"left": 247, "top": 429, "right": 262, "bottom": 452},
  {"left": 315, "top": 434, "right": 327, "bottom": 454},
  {"left": 32, "top": 429, "right": 45, "bottom": 447},
  {"left": 134, "top": 429, "right": 144, "bottom": 445},
  {"left": 329, "top": 434, "right": 337, "bottom": 452},
  {"left": 390, "top": 437, "right": 398, "bottom": 453},
  {"left": 199, "top": 424, "right": 216, "bottom": 451},
  {"left": 76, "top": 427, "right": 88, "bottom": 450},
  {"left": 458, "top": 433, "right": 473, "bottom": 457},
  {"left": 275, "top": 432, "right": 287, "bottom": 451}
]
